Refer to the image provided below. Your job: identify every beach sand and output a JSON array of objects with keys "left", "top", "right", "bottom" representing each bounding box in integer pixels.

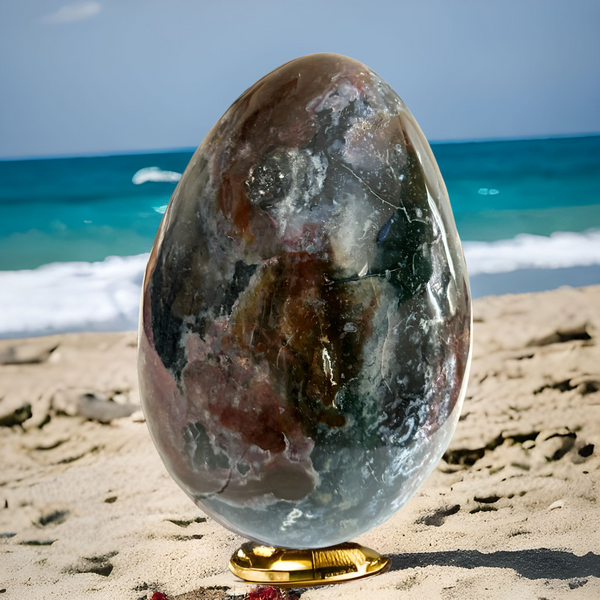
[{"left": 1, "top": 286, "right": 599, "bottom": 599}]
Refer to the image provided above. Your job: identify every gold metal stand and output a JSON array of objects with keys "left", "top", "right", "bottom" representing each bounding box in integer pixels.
[{"left": 229, "top": 541, "right": 391, "bottom": 587}]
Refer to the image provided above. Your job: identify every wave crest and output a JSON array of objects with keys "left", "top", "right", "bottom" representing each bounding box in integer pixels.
[
  {"left": 464, "top": 230, "right": 600, "bottom": 275},
  {"left": 1, "top": 230, "right": 599, "bottom": 338},
  {"left": 0, "top": 255, "right": 148, "bottom": 338},
  {"left": 132, "top": 167, "right": 182, "bottom": 185}
]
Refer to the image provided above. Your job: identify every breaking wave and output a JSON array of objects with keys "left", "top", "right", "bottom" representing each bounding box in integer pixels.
[
  {"left": 132, "top": 167, "right": 182, "bottom": 185},
  {"left": 1, "top": 230, "right": 599, "bottom": 338},
  {"left": 463, "top": 230, "right": 600, "bottom": 275},
  {"left": 0, "top": 254, "right": 149, "bottom": 339}
]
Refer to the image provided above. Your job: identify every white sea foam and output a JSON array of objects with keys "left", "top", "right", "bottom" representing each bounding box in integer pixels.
[
  {"left": 0, "top": 254, "right": 149, "bottom": 338},
  {"left": 463, "top": 230, "right": 600, "bottom": 275},
  {"left": 1, "top": 230, "right": 599, "bottom": 338},
  {"left": 132, "top": 167, "right": 182, "bottom": 185}
]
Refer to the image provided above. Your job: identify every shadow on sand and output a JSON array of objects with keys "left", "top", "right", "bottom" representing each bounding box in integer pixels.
[{"left": 388, "top": 548, "right": 600, "bottom": 580}]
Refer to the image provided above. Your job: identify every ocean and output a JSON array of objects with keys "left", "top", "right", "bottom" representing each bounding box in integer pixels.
[{"left": 1, "top": 135, "right": 599, "bottom": 339}]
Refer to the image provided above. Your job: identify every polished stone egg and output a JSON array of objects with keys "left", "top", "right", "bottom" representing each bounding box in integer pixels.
[{"left": 138, "top": 53, "right": 471, "bottom": 549}]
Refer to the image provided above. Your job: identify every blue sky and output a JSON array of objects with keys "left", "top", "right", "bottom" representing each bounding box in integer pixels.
[{"left": 1, "top": 0, "right": 599, "bottom": 158}]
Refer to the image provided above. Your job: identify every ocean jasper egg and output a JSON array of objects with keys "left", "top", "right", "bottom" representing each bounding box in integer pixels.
[{"left": 138, "top": 53, "right": 471, "bottom": 549}]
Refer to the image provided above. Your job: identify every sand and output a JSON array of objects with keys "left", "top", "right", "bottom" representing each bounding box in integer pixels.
[{"left": 1, "top": 285, "right": 599, "bottom": 599}]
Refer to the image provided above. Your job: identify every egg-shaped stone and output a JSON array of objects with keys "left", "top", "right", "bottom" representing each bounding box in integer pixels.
[{"left": 138, "top": 53, "right": 471, "bottom": 549}]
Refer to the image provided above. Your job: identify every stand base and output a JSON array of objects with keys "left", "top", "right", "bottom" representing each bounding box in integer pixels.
[{"left": 229, "top": 541, "right": 391, "bottom": 587}]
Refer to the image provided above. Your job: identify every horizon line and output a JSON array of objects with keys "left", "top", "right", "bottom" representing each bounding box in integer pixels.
[{"left": 1, "top": 132, "right": 599, "bottom": 162}]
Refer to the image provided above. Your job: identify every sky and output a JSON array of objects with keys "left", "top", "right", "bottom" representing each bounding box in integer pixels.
[{"left": 1, "top": 0, "right": 599, "bottom": 159}]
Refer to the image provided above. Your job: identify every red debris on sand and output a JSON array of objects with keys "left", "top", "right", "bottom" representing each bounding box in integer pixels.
[
  {"left": 248, "top": 586, "right": 285, "bottom": 600},
  {"left": 151, "top": 593, "right": 168, "bottom": 600}
]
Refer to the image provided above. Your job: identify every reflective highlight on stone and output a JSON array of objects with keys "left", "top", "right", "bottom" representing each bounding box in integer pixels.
[{"left": 138, "top": 53, "right": 471, "bottom": 548}]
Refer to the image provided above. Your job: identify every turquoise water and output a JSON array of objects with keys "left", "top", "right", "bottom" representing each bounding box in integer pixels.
[
  {"left": 436, "top": 135, "right": 600, "bottom": 241},
  {"left": 0, "top": 152, "right": 187, "bottom": 270},
  {"left": 0, "top": 135, "right": 599, "bottom": 271}
]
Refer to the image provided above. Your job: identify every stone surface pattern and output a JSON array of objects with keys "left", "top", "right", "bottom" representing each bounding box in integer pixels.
[{"left": 138, "top": 53, "right": 471, "bottom": 548}]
